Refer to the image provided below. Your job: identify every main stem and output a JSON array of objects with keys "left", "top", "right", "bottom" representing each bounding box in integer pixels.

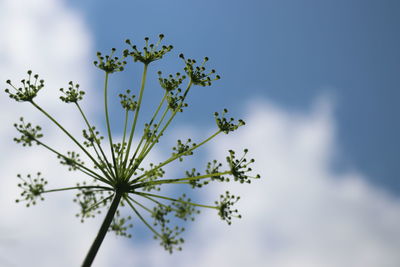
[{"left": 81, "top": 192, "right": 122, "bottom": 267}]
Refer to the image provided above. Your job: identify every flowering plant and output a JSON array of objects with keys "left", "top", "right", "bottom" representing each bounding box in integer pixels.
[{"left": 5, "top": 35, "right": 259, "bottom": 267}]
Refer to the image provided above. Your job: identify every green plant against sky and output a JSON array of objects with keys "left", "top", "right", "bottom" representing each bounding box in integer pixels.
[{"left": 5, "top": 35, "right": 260, "bottom": 267}]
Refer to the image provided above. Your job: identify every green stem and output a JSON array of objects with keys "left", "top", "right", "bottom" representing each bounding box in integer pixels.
[
  {"left": 141, "top": 81, "right": 192, "bottom": 158},
  {"left": 123, "top": 64, "right": 148, "bottom": 169},
  {"left": 76, "top": 103, "right": 114, "bottom": 177},
  {"left": 104, "top": 73, "right": 119, "bottom": 179},
  {"left": 125, "top": 196, "right": 161, "bottom": 238},
  {"left": 133, "top": 171, "right": 231, "bottom": 189},
  {"left": 131, "top": 80, "right": 193, "bottom": 172},
  {"left": 31, "top": 101, "right": 108, "bottom": 179},
  {"left": 126, "top": 104, "right": 169, "bottom": 176},
  {"left": 130, "top": 93, "right": 167, "bottom": 165},
  {"left": 34, "top": 138, "right": 110, "bottom": 184},
  {"left": 81, "top": 192, "right": 122, "bottom": 267},
  {"left": 137, "top": 193, "right": 182, "bottom": 213},
  {"left": 43, "top": 185, "right": 112, "bottom": 194},
  {"left": 127, "top": 196, "right": 153, "bottom": 214},
  {"left": 127, "top": 80, "right": 195, "bottom": 179},
  {"left": 137, "top": 104, "right": 169, "bottom": 159},
  {"left": 147, "top": 92, "right": 167, "bottom": 128},
  {"left": 119, "top": 109, "right": 129, "bottom": 168},
  {"left": 135, "top": 192, "right": 217, "bottom": 210},
  {"left": 131, "top": 130, "right": 221, "bottom": 184},
  {"left": 122, "top": 110, "right": 129, "bottom": 147},
  {"left": 85, "top": 194, "right": 114, "bottom": 214}
]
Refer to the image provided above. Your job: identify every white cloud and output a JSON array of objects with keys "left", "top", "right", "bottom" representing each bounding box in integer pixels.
[
  {"left": 0, "top": 1, "right": 126, "bottom": 266},
  {"left": 119, "top": 96, "right": 400, "bottom": 267},
  {"left": 1, "top": 1, "right": 399, "bottom": 266}
]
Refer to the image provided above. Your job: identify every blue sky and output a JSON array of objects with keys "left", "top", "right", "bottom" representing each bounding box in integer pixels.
[
  {"left": 70, "top": 0, "right": 400, "bottom": 194},
  {"left": 1, "top": 1, "right": 400, "bottom": 266}
]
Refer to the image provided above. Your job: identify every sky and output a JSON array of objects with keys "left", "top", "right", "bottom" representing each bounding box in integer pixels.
[
  {"left": 71, "top": 0, "right": 400, "bottom": 194},
  {"left": 0, "top": 0, "right": 399, "bottom": 266}
]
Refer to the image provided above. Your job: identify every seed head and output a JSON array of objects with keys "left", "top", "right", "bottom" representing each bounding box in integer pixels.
[
  {"left": 59, "top": 81, "right": 85, "bottom": 103},
  {"left": 180, "top": 55, "right": 220, "bottom": 86},
  {"left": 13, "top": 117, "right": 43, "bottom": 146},
  {"left": 126, "top": 34, "right": 173, "bottom": 64},
  {"left": 16, "top": 172, "right": 47, "bottom": 207},
  {"left": 94, "top": 48, "right": 127, "bottom": 73},
  {"left": 5, "top": 70, "right": 44, "bottom": 102}
]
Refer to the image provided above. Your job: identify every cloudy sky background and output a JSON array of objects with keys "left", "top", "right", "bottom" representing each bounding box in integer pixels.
[{"left": 0, "top": 0, "right": 399, "bottom": 266}]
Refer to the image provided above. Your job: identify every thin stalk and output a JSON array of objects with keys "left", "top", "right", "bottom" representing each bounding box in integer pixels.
[
  {"left": 126, "top": 104, "right": 169, "bottom": 176},
  {"left": 132, "top": 170, "right": 231, "bottom": 189},
  {"left": 81, "top": 192, "right": 122, "bottom": 267},
  {"left": 76, "top": 103, "right": 114, "bottom": 177},
  {"left": 125, "top": 196, "right": 161, "bottom": 238},
  {"left": 131, "top": 93, "right": 167, "bottom": 164},
  {"left": 31, "top": 101, "right": 109, "bottom": 179},
  {"left": 137, "top": 192, "right": 165, "bottom": 206},
  {"left": 135, "top": 192, "right": 217, "bottom": 210},
  {"left": 137, "top": 104, "right": 169, "bottom": 159},
  {"left": 131, "top": 130, "right": 221, "bottom": 184},
  {"left": 122, "top": 110, "right": 129, "bottom": 147},
  {"left": 34, "top": 138, "right": 110, "bottom": 184},
  {"left": 127, "top": 80, "right": 194, "bottom": 179},
  {"left": 42, "top": 185, "right": 112, "bottom": 194},
  {"left": 119, "top": 109, "right": 129, "bottom": 168},
  {"left": 127, "top": 196, "right": 153, "bottom": 214},
  {"left": 123, "top": 64, "right": 148, "bottom": 169},
  {"left": 104, "top": 73, "right": 119, "bottom": 179},
  {"left": 137, "top": 193, "right": 182, "bottom": 213},
  {"left": 85, "top": 194, "right": 114, "bottom": 214},
  {"left": 134, "top": 80, "right": 193, "bottom": 167},
  {"left": 147, "top": 92, "right": 167, "bottom": 127}
]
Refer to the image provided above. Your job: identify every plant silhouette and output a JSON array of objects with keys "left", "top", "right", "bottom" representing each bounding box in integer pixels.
[{"left": 5, "top": 35, "right": 260, "bottom": 267}]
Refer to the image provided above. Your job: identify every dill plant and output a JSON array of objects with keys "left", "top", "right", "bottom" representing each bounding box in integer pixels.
[{"left": 5, "top": 35, "right": 260, "bottom": 267}]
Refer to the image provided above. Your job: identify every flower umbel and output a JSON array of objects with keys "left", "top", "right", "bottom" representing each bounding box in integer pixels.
[
  {"left": 5, "top": 70, "right": 44, "bottom": 102},
  {"left": 94, "top": 48, "right": 127, "bottom": 73},
  {"left": 58, "top": 151, "right": 84, "bottom": 171},
  {"left": 216, "top": 191, "right": 241, "bottom": 225},
  {"left": 158, "top": 71, "right": 186, "bottom": 92},
  {"left": 215, "top": 108, "right": 245, "bottom": 134},
  {"left": 5, "top": 35, "right": 260, "bottom": 267},
  {"left": 16, "top": 172, "right": 47, "bottom": 207},
  {"left": 13, "top": 117, "right": 43, "bottom": 147},
  {"left": 180, "top": 54, "right": 220, "bottom": 86},
  {"left": 119, "top": 90, "right": 137, "bottom": 111},
  {"left": 126, "top": 34, "right": 173, "bottom": 64},
  {"left": 227, "top": 149, "right": 261, "bottom": 184},
  {"left": 60, "top": 81, "right": 85, "bottom": 103}
]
